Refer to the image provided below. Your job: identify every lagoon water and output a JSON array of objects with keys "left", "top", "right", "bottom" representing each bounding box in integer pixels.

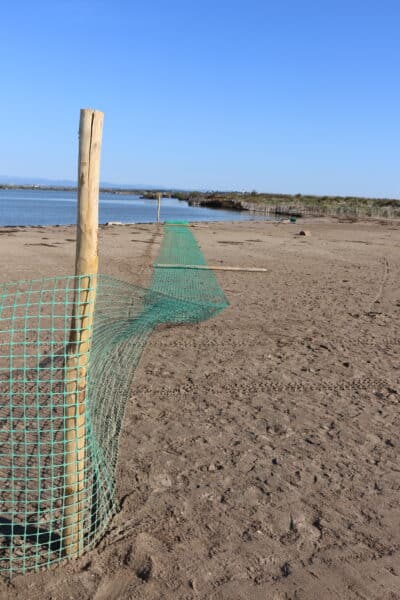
[{"left": 0, "top": 189, "right": 269, "bottom": 226}]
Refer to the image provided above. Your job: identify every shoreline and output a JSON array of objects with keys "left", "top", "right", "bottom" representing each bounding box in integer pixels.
[
  {"left": 0, "top": 216, "right": 280, "bottom": 229},
  {"left": 0, "top": 214, "right": 399, "bottom": 230}
]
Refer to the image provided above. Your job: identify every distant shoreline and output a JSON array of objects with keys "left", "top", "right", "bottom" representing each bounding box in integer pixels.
[
  {"left": 0, "top": 184, "right": 144, "bottom": 195},
  {"left": 2, "top": 184, "right": 399, "bottom": 203}
]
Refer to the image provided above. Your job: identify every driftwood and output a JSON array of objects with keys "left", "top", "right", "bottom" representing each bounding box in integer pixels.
[{"left": 154, "top": 264, "right": 268, "bottom": 272}]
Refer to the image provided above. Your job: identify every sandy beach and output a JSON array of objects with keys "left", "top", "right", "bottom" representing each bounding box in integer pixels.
[{"left": 0, "top": 218, "right": 399, "bottom": 599}]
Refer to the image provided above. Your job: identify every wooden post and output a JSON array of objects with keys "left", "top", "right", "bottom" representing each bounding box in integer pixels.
[
  {"left": 63, "top": 108, "right": 104, "bottom": 556},
  {"left": 157, "top": 192, "right": 161, "bottom": 223}
]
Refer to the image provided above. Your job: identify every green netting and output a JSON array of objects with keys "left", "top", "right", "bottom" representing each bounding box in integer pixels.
[{"left": 0, "top": 223, "right": 228, "bottom": 575}]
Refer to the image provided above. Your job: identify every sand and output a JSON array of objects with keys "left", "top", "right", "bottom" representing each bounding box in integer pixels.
[{"left": 0, "top": 218, "right": 399, "bottom": 599}]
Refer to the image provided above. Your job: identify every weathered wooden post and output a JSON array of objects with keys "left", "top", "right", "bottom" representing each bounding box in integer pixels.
[
  {"left": 63, "top": 108, "right": 104, "bottom": 556},
  {"left": 157, "top": 192, "right": 161, "bottom": 223}
]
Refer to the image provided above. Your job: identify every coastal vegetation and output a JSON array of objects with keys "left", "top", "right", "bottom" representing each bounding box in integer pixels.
[{"left": 141, "top": 190, "right": 400, "bottom": 219}]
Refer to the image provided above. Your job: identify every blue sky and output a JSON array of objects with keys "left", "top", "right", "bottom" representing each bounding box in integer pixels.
[{"left": 1, "top": 0, "right": 399, "bottom": 196}]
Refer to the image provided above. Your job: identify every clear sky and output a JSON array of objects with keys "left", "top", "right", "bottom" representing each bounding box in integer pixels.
[{"left": 1, "top": 0, "right": 399, "bottom": 196}]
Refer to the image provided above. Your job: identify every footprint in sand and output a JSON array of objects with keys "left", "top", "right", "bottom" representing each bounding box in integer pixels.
[
  {"left": 280, "top": 511, "right": 322, "bottom": 557},
  {"left": 93, "top": 532, "right": 164, "bottom": 599}
]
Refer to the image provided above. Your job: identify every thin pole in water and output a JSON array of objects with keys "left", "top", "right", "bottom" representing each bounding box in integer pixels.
[{"left": 157, "top": 192, "right": 161, "bottom": 223}]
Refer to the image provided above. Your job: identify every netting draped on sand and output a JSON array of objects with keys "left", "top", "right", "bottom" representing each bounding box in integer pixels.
[{"left": 0, "top": 223, "right": 228, "bottom": 575}]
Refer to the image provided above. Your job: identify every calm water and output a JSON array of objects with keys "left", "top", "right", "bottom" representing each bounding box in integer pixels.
[{"left": 0, "top": 189, "right": 270, "bottom": 226}]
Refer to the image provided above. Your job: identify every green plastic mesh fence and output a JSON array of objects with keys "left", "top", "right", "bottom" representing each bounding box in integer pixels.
[{"left": 0, "top": 223, "right": 228, "bottom": 575}]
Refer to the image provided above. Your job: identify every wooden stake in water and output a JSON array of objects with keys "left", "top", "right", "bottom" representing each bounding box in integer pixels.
[
  {"left": 157, "top": 192, "right": 161, "bottom": 223},
  {"left": 63, "top": 108, "right": 104, "bottom": 557}
]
